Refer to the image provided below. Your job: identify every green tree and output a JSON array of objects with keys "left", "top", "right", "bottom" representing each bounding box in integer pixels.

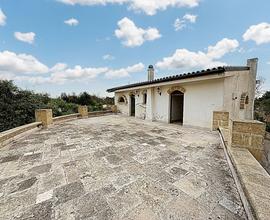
[
  {"left": 255, "top": 91, "right": 270, "bottom": 132},
  {"left": 0, "top": 80, "right": 49, "bottom": 132}
]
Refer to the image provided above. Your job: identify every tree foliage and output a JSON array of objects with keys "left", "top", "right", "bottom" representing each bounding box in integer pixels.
[
  {"left": 255, "top": 91, "right": 270, "bottom": 132},
  {"left": 0, "top": 80, "right": 50, "bottom": 132},
  {"left": 0, "top": 80, "right": 114, "bottom": 132}
]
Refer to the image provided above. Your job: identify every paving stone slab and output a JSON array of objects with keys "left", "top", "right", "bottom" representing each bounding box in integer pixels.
[
  {"left": 53, "top": 181, "right": 85, "bottom": 205},
  {"left": 0, "top": 115, "right": 247, "bottom": 219}
]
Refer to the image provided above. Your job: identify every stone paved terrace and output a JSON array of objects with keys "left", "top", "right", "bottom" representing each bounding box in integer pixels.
[{"left": 0, "top": 115, "right": 247, "bottom": 220}]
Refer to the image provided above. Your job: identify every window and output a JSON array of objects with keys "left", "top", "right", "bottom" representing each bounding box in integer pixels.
[
  {"left": 118, "top": 96, "right": 126, "bottom": 104},
  {"left": 143, "top": 93, "right": 147, "bottom": 104},
  {"left": 245, "top": 95, "right": 249, "bottom": 104},
  {"left": 240, "top": 93, "right": 248, "bottom": 109}
]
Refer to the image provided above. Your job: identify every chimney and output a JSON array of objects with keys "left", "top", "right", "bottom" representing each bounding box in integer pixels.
[
  {"left": 148, "top": 65, "right": 154, "bottom": 81},
  {"left": 246, "top": 58, "right": 258, "bottom": 120},
  {"left": 247, "top": 58, "right": 258, "bottom": 78}
]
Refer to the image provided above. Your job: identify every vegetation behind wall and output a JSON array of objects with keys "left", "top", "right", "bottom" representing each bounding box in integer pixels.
[
  {"left": 254, "top": 91, "right": 270, "bottom": 132},
  {"left": 0, "top": 80, "right": 114, "bottom": 132}
]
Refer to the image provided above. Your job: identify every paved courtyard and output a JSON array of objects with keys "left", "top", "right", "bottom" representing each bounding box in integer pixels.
[{"left": 0, "top": 115, "right": 246, "bottom": 219}]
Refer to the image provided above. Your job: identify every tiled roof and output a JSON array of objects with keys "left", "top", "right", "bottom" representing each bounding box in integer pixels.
[{"left": 107, "top": 66, "right": 250, "bottom": 92}]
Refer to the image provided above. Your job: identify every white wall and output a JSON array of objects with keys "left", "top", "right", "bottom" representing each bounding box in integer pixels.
[
  {"left": 152, "top": 87, "right": 169, "bottom": 122},
  {"left": 151, "top": 79, "right": 224, "bottom": 128},
  {"left": 135, "top": 91, "right": 146, "bottom": 119},
  {"left": 114, "top": 70, "right": 255, "bottom": 129},
  {"left": 223, "top": 70, "right": 255, "bottom": 120},
  {"left": 115, "top": 91, "right": 146, "bottom": 118},
  {"left": 115, "top": 92, "right": 129, "bottom": 116},
  {"left": 183, "top": 79, "right": 224, "bottom": 128}
]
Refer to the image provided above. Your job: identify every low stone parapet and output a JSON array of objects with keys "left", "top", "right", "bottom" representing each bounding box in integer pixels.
[
  {"left": 0, "top": 122, "right": 42, "bottom": 147},
  {"left": 229, "top": 119, "right": 266, "bottom": 161},
  {"left": 53, "top": 113, "right": 80, "bottom": 123},
  {"left": 88, "top": 110, "right": 113, "bottom": 117},
  {"left": 228, "top": 147, "right": 270, "bottom": 220}
]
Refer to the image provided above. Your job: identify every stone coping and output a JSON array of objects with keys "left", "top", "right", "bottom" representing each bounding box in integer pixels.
[
  {"left": 219, "top": 128, "right": 270, "bottom": 220},
  {"left": 88, "top": 110, "right": 113, "bottom": 116},
  {"left": 0, "top": 122, "right": 42, "bottom": 147},
  {"left": 53, "top": 113, "right": 80, "bottom": 122},
  {"left": 231, "top": 119, "right": 265, "bottom": 124},
  {"left": 228, "top": 147, "right": 270, "bottom": 220}
]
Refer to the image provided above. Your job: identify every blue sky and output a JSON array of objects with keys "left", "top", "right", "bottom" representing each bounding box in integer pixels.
[{"left": 0, "top": 0, "right": 269, "bottom": 97}]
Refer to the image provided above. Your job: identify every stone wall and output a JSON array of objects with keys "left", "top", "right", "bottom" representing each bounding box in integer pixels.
[
  {"left": 228, "top": 119, "right": 266, "bottom": 161},
  {"left": 212, "top": 111, "right": 229, "bottom": 130}
]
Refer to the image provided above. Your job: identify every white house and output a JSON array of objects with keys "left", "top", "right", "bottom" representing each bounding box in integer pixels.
[{"left": 107, "top": 58, "right": 258, "bottom": 129}]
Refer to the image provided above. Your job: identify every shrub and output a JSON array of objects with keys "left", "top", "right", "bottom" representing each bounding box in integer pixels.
[
  {"left": 47, "top": 98, "right": 78, "bottom": 117},
  {"left": 0, "top": 80, "right": 49, "bottom": 132}
]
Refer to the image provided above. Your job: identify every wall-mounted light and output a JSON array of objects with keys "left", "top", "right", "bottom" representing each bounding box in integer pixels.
[
  {"left": 135, "top": 90, "right": 139, "bottom": 97},
  {"left": 157, "top": 87, "right": 162, "bottom": 96},
  {"left": 232, "top": 93, "right": 237, "bottom": 100}
]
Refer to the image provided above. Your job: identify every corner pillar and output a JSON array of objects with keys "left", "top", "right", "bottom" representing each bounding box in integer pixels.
[
  {"left": 35, "top": 109, "right": 53, "bottom": 128},
  {"left": 212, "top": 111, "right": 229, "bottom": 130},
  {"left": 145, "top": 88, "right": 154, "bottom": 121},
  {"left": 111, "top": 105, "right": 117, "bottom": 113},
  {"left": 78, "top": 105, "right": 88, "bottom": 117}
]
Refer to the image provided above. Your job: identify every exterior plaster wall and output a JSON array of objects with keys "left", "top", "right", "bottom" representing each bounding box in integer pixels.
[
  {"left": 182, "top": 79, "right": 224, "bottom": 128},
  {"left": 115, "top": 92, "right": 129, "bottom": 116},
  {"left": 152, "top": 79, "right": 224, "bottom": 128},
  {"left": 113, "top": 68, "right": 256, "bottom": 129},
  {"left": 115, "top": 79, "right": 225, "bottom": 128},
  {"left": 135, "top": 91, "right": 147, "bottom": 119},
  {"left": 223, "top": 70, "right": 255, "bottom": 120},
  {"left": 152, "top": 87, "right": 169, "bottom": 122}
]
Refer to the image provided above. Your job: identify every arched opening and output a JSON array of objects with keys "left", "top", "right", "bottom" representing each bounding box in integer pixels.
[
  {"left": 130, "top": 94, "right": 135, "bottom": 116},
  {"left": 170, "top": 90, "right": 184, "bottom": 124},
  {"left": 118, "top": 96, "right": 126, "bottom": 104}
]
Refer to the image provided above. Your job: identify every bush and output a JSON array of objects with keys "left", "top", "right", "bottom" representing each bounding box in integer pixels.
[
  {"left": 47, "top": 98, "right": 78, "bottom": 117},
  {"left": 0, "top": 80, "right": 114, "bottom": 132},
  {"left": 0, "top": 80, "right": 50, "bottom": 132}
]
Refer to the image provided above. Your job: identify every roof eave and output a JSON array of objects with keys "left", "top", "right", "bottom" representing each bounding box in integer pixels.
[{"left": 107, "top": 66, "right": 250, "bottom": 93}]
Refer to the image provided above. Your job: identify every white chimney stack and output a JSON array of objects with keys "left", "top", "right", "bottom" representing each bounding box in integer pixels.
[{"left": 148, "top": 65, "right": 154, "bottom": 81}]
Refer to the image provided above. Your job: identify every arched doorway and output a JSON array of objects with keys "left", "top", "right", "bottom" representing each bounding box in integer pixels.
[
  {"left": 170, "top": 90, "right": 184, "bottom": 123},
  {"left": 130, "top": 94, "right": 135, "bottom": 116}
]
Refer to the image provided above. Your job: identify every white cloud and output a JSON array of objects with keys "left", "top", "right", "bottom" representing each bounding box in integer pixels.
[
  {"left": 156, "top": 38, "right": 239, "bottom": 69},
  {"left": 0, "top": 50, "right": 144, "bottom": 83},
  {"left": 50, "top": 65, "right": 109, "bottom": 83},
  {"left": 115, "top": 17, "right": 161, "bottom": 47},
  {"left": 0, "top": 50, "right": 49, "bottom": 74},
  {"left": 103, "top": 54, "right": 115, "bottom": 60},
  {"left": 14, "top": 32, "right": 36, "bottom": 44},
  {"left": 105, "top": 62, "right": 144, "bottom": 78},
  {"left": 174, "top": 18, "right": 186, "bottom": 31},
  {"left": 57, "top": 0, "right": 200, "bottom": 15},
  {"left": 207, "top": 38, "right": 239, "bottom": 59},
  {"left": 243, "top": 22, "right": 270, "bottom": 45},
  {"left": 174, "top": 13, "right": 197, "bottom": 31},
  {"left": 183, "top": 13, "right": 197, "bottom": 23},
  {"left": 0, "top": 9, "right": 6, "bottom": 26},
  {"left": 64, "top": 18, "right": 79, "bottom": 26}
]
